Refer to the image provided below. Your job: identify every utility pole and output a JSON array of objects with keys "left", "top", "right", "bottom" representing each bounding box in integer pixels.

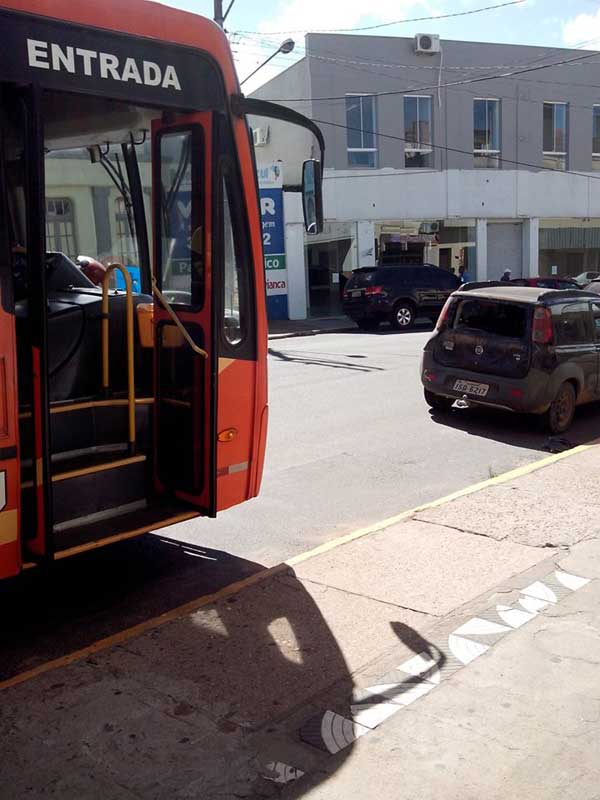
[
  {"left": 214, "top": 0, "right": 224, "bottom": 27},
  {"left": 216, "top": 0, "right": 236, "bottom": 28}
]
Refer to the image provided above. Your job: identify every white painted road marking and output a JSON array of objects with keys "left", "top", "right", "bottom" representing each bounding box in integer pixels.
[
  {"left": 262, "top": 762, "right": 305, "bottom": 785},
  {"left": 288, "top": 568, "right": 592, "bottom": 782}
]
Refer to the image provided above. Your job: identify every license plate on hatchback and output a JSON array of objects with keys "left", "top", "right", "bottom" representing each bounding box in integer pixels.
[
  {"left": 453, "top": 379, "right": 489, "bottom": 397},
  {"left": 351, "top": 290, "right": 362, "bottom": 297}
]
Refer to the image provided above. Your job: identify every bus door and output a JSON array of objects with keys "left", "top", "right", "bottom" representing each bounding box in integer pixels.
[
  {"left": 0, "top": 85, "right": 52, "bottom": 567},
  {"left": 152, "top": 115, "right": 215, "bottom": 513},
  {"left": 151, "top": 112, "right": 262, "bottom": 516},
  {"left": 0, "top": 101, "right": 21, "bottom": 578}
]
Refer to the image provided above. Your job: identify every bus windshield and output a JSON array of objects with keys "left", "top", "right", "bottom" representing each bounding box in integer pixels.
[{"left": 43, "top": 92, "right": 156, "bottom": 294}]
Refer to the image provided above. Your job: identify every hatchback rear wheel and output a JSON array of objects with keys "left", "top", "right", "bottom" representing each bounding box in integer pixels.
[
  {"left": 391, "top": 301, "right": 415, "bottom": 330},
  {"left": 545, "top": 382, "right": 576, "bottom": 434}
]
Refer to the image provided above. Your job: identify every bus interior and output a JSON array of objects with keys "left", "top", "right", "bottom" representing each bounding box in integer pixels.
[{"left": 3, "top": 83, "right": 230, "bottom": 560}]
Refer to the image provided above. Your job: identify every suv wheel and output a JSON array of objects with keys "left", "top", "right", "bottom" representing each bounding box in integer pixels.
[
  {"left": 545, "top": 382, "right": 576, "bottom": 434},
  {"left": 424, "top": 388, "right": 454, "bottom": 412},
  {"left": 391, "top": 302, "right": 415, "bottom": 330},
  {"left": 357, "top": 319, "right": 380, "bottom": 331}
]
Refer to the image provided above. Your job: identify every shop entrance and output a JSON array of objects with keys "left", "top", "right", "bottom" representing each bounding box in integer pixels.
[{"left": 306, "top": 237, "right": 353, "bottom": 317}]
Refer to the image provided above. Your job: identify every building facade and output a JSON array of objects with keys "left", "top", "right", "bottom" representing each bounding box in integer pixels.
[{"left": 250, "top": 34, "right": 600, "bottom": 318}]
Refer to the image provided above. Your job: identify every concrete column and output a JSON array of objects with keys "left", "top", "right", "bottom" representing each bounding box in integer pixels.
[
  {"left": 356, "top": 220, "right": 376, "bottom": 266},
  {"left": 283, "top": 192, "right": 308, "bottom": 320},
  {"left": 285, "top": 222, "right": 308, "bottom": 319},
  {"left": 475, "top": 218, "right": 488, "bottom": 281},
  {"left": 522, "top": 217, "right": 539, "bottom": 279}
]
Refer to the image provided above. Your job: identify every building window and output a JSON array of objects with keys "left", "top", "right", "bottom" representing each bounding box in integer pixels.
[
  {"left": 346, "top": 94, "right": 377, "bottom": 167},
  {"left": 115, "top": 196, "right": 138, "bottom": 266},
  {"left": 45, "top": 197, "right": 77, "bottom": 258},
  {"left": 474, "top": 98, "right": 500, "bottom": 168},
  {"left": 593, "top": 105, "right": 600, "bottom": 171},
  {"left": 404, "top": 95, "right": 433, "bottom": 168},
  {"left": 543, "top": 102, "right": 567, "bottom": 170}
]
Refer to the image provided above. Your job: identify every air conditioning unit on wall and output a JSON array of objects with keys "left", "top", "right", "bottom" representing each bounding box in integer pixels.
[
  {"left": 414, "top": 34, "right": 440, "bottom": 54},
  {"left": 253, "top": 126, "right": 270, "bottom": 147}
]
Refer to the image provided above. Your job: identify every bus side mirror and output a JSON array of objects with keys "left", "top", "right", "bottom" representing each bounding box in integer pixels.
[{"left": 302, "top": 159, "right": 323, "bottom": 235}]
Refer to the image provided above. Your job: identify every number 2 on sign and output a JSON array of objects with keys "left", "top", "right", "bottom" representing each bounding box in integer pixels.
[
  {"left": 0, "top": 472, "right": 5, "bottom": 511},
  {"left": 263, "top": 232, "right": 271, "bottom": 246}
]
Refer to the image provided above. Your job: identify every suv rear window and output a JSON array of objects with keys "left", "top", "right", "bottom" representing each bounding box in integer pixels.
[
  {"left": 454, "top": 299, "right": 529, "bottom": 339},
  {"left": 346, "top": 269, "right": 379, "bottom": 288}
]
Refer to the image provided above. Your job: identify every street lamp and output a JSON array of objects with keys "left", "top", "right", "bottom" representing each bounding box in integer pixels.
[{"left": 240, "top": 39, "right": 295, "bottom": 86}]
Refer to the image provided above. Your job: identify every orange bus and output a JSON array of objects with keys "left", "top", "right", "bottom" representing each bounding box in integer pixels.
[{"left": 0, "top": 0, "right": 324, "bottom": 579}]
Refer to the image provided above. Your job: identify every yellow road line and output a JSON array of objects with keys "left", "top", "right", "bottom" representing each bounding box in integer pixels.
[
  {"left": 2, "top": 440, "right": 594, "bottom": 692},
  {"left": 286, "top": 442, "right": 596, "bottom": 567}
]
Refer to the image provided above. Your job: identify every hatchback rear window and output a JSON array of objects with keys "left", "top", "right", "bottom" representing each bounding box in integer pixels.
[{"left": 454, "top": 299, "right": 529, "bottom": 338}]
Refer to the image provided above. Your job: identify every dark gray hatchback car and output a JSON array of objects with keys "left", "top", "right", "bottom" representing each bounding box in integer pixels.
[{"left": 421, "top": 284, "right": 600, "bottom": 433}]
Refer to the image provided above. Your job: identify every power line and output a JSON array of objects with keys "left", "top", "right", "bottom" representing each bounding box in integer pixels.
[
  {"left": 311, "top": 117, "right": 600, "bottom": 181},
  {"left": 236, "top": 0, "right": 526, "bottom": 36},
  {"left": 267, "top": 48, "right": 600, "bottom": 104},
  {"left": 235, "top": 41, "right": 600, "bottom": 111},
  {"left": 237, "top": 32, "right": 600, "bottom": 77}
]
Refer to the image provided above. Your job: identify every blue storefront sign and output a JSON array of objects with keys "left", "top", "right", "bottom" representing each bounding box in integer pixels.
[{"left": 258, "top": 163, "right": 288, "bottom": 320}]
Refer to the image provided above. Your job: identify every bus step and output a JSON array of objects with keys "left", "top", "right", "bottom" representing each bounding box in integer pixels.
[
  {"left": 52, "top": 501, "right": 198, "bottom": 558},
  {"left": 50, "top": 451, "right": 150, "bottom": 527},
  {"left": 18, "top": 397, "right": 153, "bottom": 458}
]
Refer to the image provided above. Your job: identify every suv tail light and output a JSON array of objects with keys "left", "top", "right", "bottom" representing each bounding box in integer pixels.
[
  {"left": 435, "top": 297, "right": 454, "bottom": 331},
  {"left": 364, "top": 285, "right": 385, "bottom": 296},
  {"left": 532, "top": 306, "right": 553, "bottom": 345}
]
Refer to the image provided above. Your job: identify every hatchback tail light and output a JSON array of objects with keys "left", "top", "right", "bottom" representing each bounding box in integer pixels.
[
  {"left": 532, "top": 306, "right": 553, "bottom": 345},
  {"left": 364, "top": 285, "right": 385, "bottom": 296},
  {"left": 435, "top": 297, "right": 454, "bottom": 331}
]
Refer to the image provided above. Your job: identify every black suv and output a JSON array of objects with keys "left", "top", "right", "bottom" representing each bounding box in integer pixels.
[{"left": 342, "top": 264, "right": 460, "bottom": 330}]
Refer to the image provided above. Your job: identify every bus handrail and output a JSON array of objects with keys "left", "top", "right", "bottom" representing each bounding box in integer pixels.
[
  {"left": 151, "top": 279, "right": 209, "bottom": 359},
  {"left": 101, "top": 263, "right": 136, "bottom": 455}
]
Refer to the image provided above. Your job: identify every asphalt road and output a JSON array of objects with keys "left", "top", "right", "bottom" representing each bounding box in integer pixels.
[
  {"left": 4, "top": 323, "right": 600, "bottom": 678},
  {"left": 175, "top": 324, "right": 600, "bottom": 563}
]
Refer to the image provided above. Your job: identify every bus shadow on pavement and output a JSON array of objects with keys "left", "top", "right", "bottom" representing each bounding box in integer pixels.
[
  {"left": 0, "top": 535, "right": 267, "bottom": 682},
  {"left": 0, "top": 550, "right": 358, "bottom": 797},
  {"left": 428, "top": 400, "right": 600, "bottom": 451}
]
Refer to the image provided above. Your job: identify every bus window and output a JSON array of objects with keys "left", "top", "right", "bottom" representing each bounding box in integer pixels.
[
  {"left": 222, "top": 176, "right": 246, "bottom": 346},
  {"left": 157, "top": 128, "right": 204, "bottom": 307}
]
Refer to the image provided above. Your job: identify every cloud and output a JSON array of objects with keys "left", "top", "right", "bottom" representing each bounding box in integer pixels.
[
  {"left": 257, "top": 0, "right": 436, "bottom": 37},
  {"left": 563, "top": 9, "right": 600, "bottom": 47}
]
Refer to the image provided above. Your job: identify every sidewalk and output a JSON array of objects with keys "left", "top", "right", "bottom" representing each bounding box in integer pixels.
[
  {"left": 268, "top": 316, "right": 354, "bottom": 339},
  {"left": 1, "top": 446, "right": 600, "bottom": 798}
]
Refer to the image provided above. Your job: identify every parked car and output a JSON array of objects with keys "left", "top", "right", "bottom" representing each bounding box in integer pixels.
[
  {"left": 575, "top": 271, "right": 600, "bottom": 286},
  {"left": 342, "top": 264, "right": 460, "bottom": 331},
  {"left": 421, "top": 285, "right": 600, "bottom": 433},
  {"left": 586, "top": 279, "right": 600, "bottom": 295},
  {"left": 511, "top": 276, "right": 582, "bottom": 290}
]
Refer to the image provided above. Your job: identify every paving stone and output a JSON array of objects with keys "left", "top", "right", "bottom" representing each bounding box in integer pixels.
[{"left": 294, "top": 519, "right": 547, "bottom": 615}]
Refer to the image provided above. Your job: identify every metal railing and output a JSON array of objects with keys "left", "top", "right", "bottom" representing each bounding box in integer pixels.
[
  {"left": 151, "top": 278, "right": 208, "bottom": 359},
  {"left": 101, "top": 263, "right": 136, "bottom": 455}
]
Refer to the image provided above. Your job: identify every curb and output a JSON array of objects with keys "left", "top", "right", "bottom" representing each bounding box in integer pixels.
[
  {"left": 3, "top": 441, "right": 595, "bottom": 692},
  {"left": 287, "top": 441, "right": 596, "bottom": 567},
  {"left": 268, "top": 326, "right": 354, "bottom": 340}
]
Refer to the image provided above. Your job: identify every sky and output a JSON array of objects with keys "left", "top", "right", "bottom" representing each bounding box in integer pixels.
[{"left": 160, "top": 0, "right": 600, "bottom": 92}]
